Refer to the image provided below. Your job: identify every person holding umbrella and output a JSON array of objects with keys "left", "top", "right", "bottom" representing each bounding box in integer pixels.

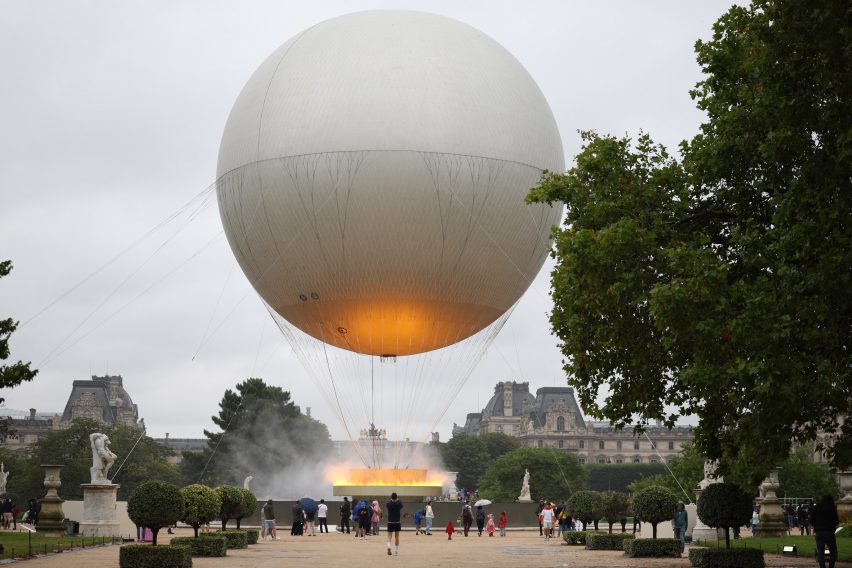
[{"left": 298, "top": 498, "right": 319, "bottom": 536}]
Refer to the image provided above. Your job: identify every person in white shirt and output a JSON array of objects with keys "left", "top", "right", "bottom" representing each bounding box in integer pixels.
[
  {"left": 541, "top": 503, "right": 554, "bottom": 541},
  {"left": 318, "top": 499, "right": 329, "bottom": 533},
  {"left": 424, "top": 501, "right": 434, "bottom": 535}
]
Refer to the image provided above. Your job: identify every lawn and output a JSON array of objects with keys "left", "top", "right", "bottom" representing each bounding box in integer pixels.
[
  {"left": 0, "top": 531, "right": 120, "bottom": 559},
  {"left": 694, "top": 534, "right": 852, "bottom": 562}
]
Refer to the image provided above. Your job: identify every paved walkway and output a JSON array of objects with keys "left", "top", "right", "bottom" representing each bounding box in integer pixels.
[{"left": 5, "top": 529, "right": 848, "bottom": 568}]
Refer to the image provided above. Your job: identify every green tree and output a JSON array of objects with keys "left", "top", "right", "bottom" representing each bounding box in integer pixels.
[
  {"left": 439, "top": 432, "right": 519, "bottom": 490},
  {"left": 0, "top": 260, "right": 39, "bottom": 440},
  {"left": 527, "top": 0, "right": 851, "bottom": 484},
  {"left": 632, "top": 485, "right": 678, "bottom": 538},
  {"left": 477, "top": 447, "right": 586, "bottom": 502},
  {"left": 235, "top": 487, "right": 257, "bottom": 529},
  {"left": 180, "top": 484, "right": 221, "bottom": 537},
  {"left": 215, "top": 485, "right": 244, "bottom": 530},
  {"left": 182, "top": 378, "right": 333, "bottom": 493},
  {"left": 601, "top": 491, "right": 630, "bottom": 533},
  {"left": 127, "top": 480, "right": 184, "bottom": 546},
  {"left": 6, "top": 418, "right": 179, "bottom": 502},
  {"left": 778, "top": 448, "right": 840, "bottom": 500},
  {"left": 567, "top": 490, "right": 603, "bottom": 530},
  {"left": 628, "top": 444, "right": 704, "bottom": 498},
  {"left": 697, "top": 482, "right": 753, "bottom": 548}
]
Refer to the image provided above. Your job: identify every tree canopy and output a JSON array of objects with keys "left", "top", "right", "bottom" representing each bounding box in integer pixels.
[
  {"left": 697, "top": 482, "right": 753, "bottom": 548},
  {"left": 1, "top": 417, "right": 178, "bottom": 502},
  {"left": 439, "top": 432, "right": 520, "bottom": 490},
  {"left": 778, "top": 448, "right": 840, "bottom": 500},
  {"left": 180, "top": 484, "right": 221, "bottom": 538},
  {"left": 477, "top": 447, "right": 586, "bottom": 502},
  {"left": 527, "top": 0, "right": 851, "bottom": 484},
  {"left": 627, "top": 444, "right": 704, "bottom": 498},
  {"left": 127, "top": 480, "right": 184, "bottom": 546},
  {"left": 180, "top": 378, "right": 333, "bottom": 494},
  {"left": 0, "top": 260, "right": 38, "bottom": 440},
  {"left": 567, "top": 490, "right": 603, "bottom": 530},
  {"left": 632, "top": 485, "right": 678, "bottom": 538}
]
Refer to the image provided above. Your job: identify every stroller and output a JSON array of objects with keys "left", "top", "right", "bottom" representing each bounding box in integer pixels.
[{"left": 291, "top": 505, "right": 304, "bottom": 536}]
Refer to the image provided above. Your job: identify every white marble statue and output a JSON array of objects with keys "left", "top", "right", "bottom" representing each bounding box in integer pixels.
[
  {"left": 0, "top": 462, "right": 8, "bottom": 493},
  {"left": 518, "top": 468, "right": 532, "bottom": 501},
  {"left": 89, "top": 433, "right": 117, "bottom": 484},
  {"left": 243, "top": 476, "right": 253, "bottom": 490}
]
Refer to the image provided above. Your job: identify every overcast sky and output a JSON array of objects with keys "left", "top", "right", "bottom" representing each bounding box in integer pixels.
[{"left": 1, "top": 0, "right": 735, "bottom": 441}]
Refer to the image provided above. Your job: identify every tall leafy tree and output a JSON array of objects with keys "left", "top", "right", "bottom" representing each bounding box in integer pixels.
[
  {"left": 439, "top": 432, "right": 519, "bottom": 490},
  {"left": 778, "top": 448, "right": 840, "bottom": 500},
  {"left": 627, "top": 444, "right": 704, "bottom": 498},
  {"left": 477, "top": 447, "right": 586, "bottom": 502},
  {"left": 0, "top": 260, "right": 39, "bottom": 440},
  {"left": 527, "top": 0, "right": 851, "bottom": 484},
  {"left": 182, "top": 378, "right": 333, "bottom": 495}
]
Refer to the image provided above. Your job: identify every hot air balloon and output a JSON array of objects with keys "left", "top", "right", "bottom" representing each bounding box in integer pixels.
[{"left": 216, "top": 10, "right": 564, "bottom": 467}]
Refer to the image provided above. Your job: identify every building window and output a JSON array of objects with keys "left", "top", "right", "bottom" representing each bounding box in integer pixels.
[
  {"left": 597, "top": 458, "right": 607, "bottom": 464},
  {"left": 579, "top": 440, "right": 585, "bottom": 449},
  {"left": 651, "top": 458, "right": 659, "bottom": 463},
  {"left": 556, "top": 416, "right": 565, "bottom": 432},
  {"left": 616, "top": 459, "right": 623, "bottom": 464},
  {"left": 579, "top": 458, "right": 586, "bottom": 465},
  {"left": 617, "top": 441, "right": 622, "bottom": 450},
  {"left": 668, "top": 441, "right": 674, "bottom": 450},
  {"left": 496, "top": 425, "right": 503, "bottom": 433},
  {"left": 537, "top": 440, "right": 543, "bottom": 448},
  {"left": 558, "top": 440, "right": 564, "bottom": 449},
  {"left": 598, "top": 441, "right": 605, "bottom": 450},
  {"left": 634, "top": 441, "right": 640, "bottom": 450},
  {"left": 633, "top": 457, "right": 641, "bottom": 463}
]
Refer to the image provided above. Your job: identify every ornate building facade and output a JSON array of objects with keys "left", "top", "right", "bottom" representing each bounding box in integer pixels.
[
  {"left": 1, "top": 374, "right": 141, "bottom": 450},
  {"left": 453, "top": 381, "right": 693, "bottom": 465}
]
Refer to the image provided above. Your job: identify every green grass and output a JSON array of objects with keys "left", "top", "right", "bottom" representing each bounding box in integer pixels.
[
  {"left": 693, "top": 534, "right": 852, "bottom": 562},
  {"left": 0, "top": 531, "right": 120, "bottom": 559}
]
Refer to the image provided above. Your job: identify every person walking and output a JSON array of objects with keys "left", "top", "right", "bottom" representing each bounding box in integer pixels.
[
  {"left": 536, "top": 500, "right": 544, "bottom": 536},
  {"left": 461, "top": 502, "right": 473, "bottom": 537},
  {"left": 446, "top": 520, "right": 455, "bottom": 540},
  {"left": 291, "top": 503, "right": 303, "bottom": 536},
  {"left": 541, "top": 502, "right": 554, "bottom": 541},
  {"left": 424, "top": 500, "right": 434, "bottom": 535},
  {"left": 485, "top": 512, "right": 495, "bottom": 536},
  {"left": 476, "top": 505, "right": 486, "bottom": 536},
  {"left": 318, "top": 499, "right": 328, "bottom": 533},
  {"left": 672, "top": 502, "right": 688, "bottom": 554},
  {"left": 497, "top": 511, "right": 507, "bottom": 537},
  {"left": 413, "top": 508, "right": 423, "bottom": 535},
  {"left": 357, "top": 500, "right": 371, "bottom": 539},
  {"left": 371, "top": 499, "right": 382, "bottom": 536},
  {"left": 812, "top": 495, "right": 840, "bottom": 568},
  {"left": 798, "top": 504, "right": 811, "bottom": 535},
  {"left": 305, "top": 506, "right": 316, "bottom": 536},
  {"left": 263, "top": 499, "right": 279, "bottom": 540},
  {"left": 385, "top": 492, "right": 404, "bottom": 556},
  {"left": 751, "top": 510, "right": 759, "bottom": 537},
  {"left": 339, "top": 497, "right": 351, "bottom": 534}
]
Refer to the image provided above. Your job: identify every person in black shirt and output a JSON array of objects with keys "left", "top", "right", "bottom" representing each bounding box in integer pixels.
[
  {"left": 339, "top": 497, "right": 351, "bottom": 534},
  {"left": 812, "top": 495, "right": 840, "bottom": 568},
  {"left": 385, "top": 492, "right": 404, "bottom": 556}
]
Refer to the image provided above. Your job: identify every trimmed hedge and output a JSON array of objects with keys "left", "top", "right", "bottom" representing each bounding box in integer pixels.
[
  {"left": 562, "top": 530, "right": 589, "bottom": 545},
  {"left": 201, "top": 530, "right": 248, "bottom": 549},
  {"left": 245, "top": 529, "right": 259, "bottom": 544},
  {"left": 170, "top": 536, "right": 227, "bottom": 557},
  {"left": 688, "top": 547, "right": 765, "bottom": 568},
  {"left": 119, "top": 544, "right": 192, "bottom": 568},
  {"left": 586, "top": 532, "right": 635, "bottom": 550},
  {"left": 624, "top": 538, "right": 681, "bottom": 557}
]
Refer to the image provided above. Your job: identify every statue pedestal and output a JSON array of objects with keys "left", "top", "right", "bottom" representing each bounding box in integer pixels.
[
  {"left": 757, "top": 468, "right": 787, "bottom": 537},
  {"left": 79, "top": 483, "right": 120, "bottom": 537}
]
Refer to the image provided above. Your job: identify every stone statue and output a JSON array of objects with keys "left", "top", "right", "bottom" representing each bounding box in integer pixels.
[
  {"left": 243, "top": 476, "right": 253, "bottom": 490},
  {"left": 518, "top": 468, "right": 532, "bottom": 502},
  {"left": 89, "top": 433, "right": 117, "bottom": 484},
  {"left": 0, "top": 462, "right": 8, "bottom": 493}
]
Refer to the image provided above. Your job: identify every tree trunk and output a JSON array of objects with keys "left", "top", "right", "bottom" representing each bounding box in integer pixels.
[
  {"left": 222, "top": 517, "right": 228, "bottom": 530},
  {"left": 193, "top": 524, "right": 199, "bottom": 538},
  {"left": 594, "top": 520, "right": 599, "bottom": 530},
  {"left": 725, "top": 527, "right": 730, "bottom": 549},
  {"left": 236, "top": 517, "right": 242, "bottom": 529},
  {"left": 582, "top": 521, "right": 587, "bottom": 530},
  {"left": 152, "top": 528, "right": 159, "bottom": 546},
  {"left": 608, "top": 522, "right": 613, "bottom": 534},
  {"left": 652, "top": 523, "right": 657, "bottom": 538}
]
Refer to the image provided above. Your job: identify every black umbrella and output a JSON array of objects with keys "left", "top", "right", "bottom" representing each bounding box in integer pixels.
[{"left": 0, "top": 492, "right": 19, "bottom": 500}]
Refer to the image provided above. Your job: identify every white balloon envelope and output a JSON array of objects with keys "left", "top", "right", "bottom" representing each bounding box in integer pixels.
[{"left": 216, "top": 10, "right": 564, "bottom": 358}]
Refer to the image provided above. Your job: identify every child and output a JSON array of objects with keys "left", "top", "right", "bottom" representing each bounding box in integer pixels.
[
  {"left": 446, "top": 520, "right": 455, "bottom": 540},
  {"left": 485, "top": 512, "right": 495, "bottom": 536},
  {"left": 498, "top": 511, "right": 507, "bottom": 537},
  {"left": 414, "top": 508, "right": 423, "bottom": 535}
]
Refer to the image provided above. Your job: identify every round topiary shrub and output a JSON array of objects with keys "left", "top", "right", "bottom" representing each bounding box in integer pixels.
[
  {"left": 127, "top": 480, "right": 185, "bottom": 546},
  {"left": 235, "top": 488, "right": 257, "bottom": 530},
  {"left": 215, "top": 485, "right": 245, "bottom": 530},
  {"left": 180, "top": 484, "right": 221, "bottom": 537},
  {"left": 601, "top": 491, "right": 630, "bottom": 533},
  {"left": 632, "top": 485, "right": 678, "bottom": 538},
  {"left": 568, "top": 491, "right": 604, "bottom": 530},
  {"left": 696, "top": 482, "right": 752, "bottom": 548}
]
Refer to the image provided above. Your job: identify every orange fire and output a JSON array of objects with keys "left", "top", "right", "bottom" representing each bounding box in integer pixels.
[{"left": 327, "top": 467, "right": 446, "bottom": 487}]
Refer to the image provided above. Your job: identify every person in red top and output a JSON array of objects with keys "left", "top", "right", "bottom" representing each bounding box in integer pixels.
[
  {"left": 446, "top": 520, "right": 455, "bottom": 540},
  {"left": 498, "top": 511, "right": 507, "bottom": 537}
]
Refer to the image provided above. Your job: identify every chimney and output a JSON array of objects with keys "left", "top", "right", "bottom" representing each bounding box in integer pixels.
[
  {"left": 165, "top": 433, "right": 170, "bottom": 439},
  {"left": 306, "top": 407, "right": 311, "bottom": 418},
  {"left": 29, "top": 408, "right": 36, "bottom": 420},
  {"left": 503, "top": 382, "right": 513, "bottom": 416}
]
